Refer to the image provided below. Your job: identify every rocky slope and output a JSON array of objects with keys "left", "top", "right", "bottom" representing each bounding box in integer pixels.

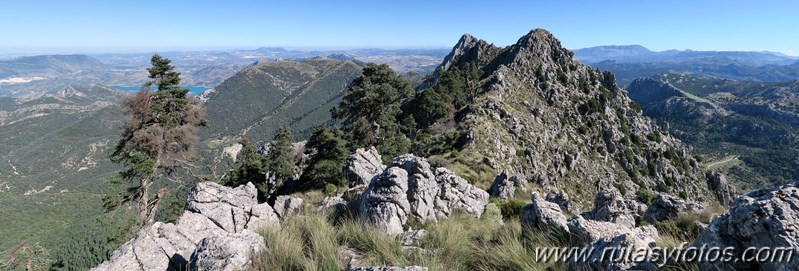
[
  {"left": 94, "top": 148, "right": 491, "bottom": 271},
  {"left": 427, "top": 29, "right": 721, "bottom": 208}
]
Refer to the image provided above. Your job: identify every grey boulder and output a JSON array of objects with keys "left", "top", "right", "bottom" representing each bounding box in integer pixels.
[
  {"left": 359, "top": 154, "right": 489, "bottom": 235},
  {"left": 273, "top": 195, "right": 304, "bottom": 219},
  {"left": 488, "top": 171, "right": 523, "bottom": 200},
  {"left": 706, "top": 171, "right": 737, "bottom": 207},
  {"left": 191, "top": 230, "right": 266, "bottom": 271},
  {"left": 570, "top": 225, "right": 659, "bottom": 271},
  {"left": 643, "top": 194, "right": 705, "bottom": 224},
  {"left": 691, "top": 182, "right": 799, "bottom": 271},
  {"left": 586, "top": 188, "right": 647, "bottom": 228},
  {"left": 359, "top": 167, "right": 412, "bottom": 236},
  {"left": 344, "top": 147, "right": 385, "bottom": 188},
  {"left": 520, "top": 192, "right": 570, "bottom": 234},
  {"left": 92, "top": 182, "right": 278, "bottom": 271}
]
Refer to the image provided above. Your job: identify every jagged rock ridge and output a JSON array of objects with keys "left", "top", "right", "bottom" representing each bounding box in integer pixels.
[{"left": 430, "top": 29, "right": 715, "bottom": 207}]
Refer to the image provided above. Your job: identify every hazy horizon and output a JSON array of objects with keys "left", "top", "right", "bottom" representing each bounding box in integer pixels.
[
  {"left": 1, "top": 1, "right": 798, "bottom": 56},
  {"left": 1, "top": 44, "right": 797, "bottom": 58}
]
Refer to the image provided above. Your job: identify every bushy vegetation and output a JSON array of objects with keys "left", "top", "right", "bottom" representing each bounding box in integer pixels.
[
  {"left": 264, "top": 124, "right": 297, "bottom": 196},
  {"left": 225, "top": 138, "right": 269, "bottom": 188},
  {"left": 226, "top": 124, "right": 298, "bottom": 200},
  {"left": 492, "top": 198, "right": 528, "bottom": 220},
  {"left": 406, "top": 63, "right": 480, "bottom": 128},
  {"left": 636, "top": 188, "right": 657, "bottom": 205},
  {"left": 295, "top": 61, "right": 485, "bottom": 193},
  {"left": 300, "top": 126, "right": 350, "bottom": 189}
]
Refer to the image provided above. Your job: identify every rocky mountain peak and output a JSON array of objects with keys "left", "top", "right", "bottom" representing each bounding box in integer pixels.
[
  {"left": 513, "top": 29, "right": 563, "bottom": 52},
  {"left": 425, "top": 28, "right": 717, "bottom": 208},
  {"left": 439, "top": 33, "right": 499, "bottom": 72}
]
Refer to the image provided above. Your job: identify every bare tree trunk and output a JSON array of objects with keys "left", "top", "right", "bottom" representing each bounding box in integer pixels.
[
  {"left": 146, "top": 187, "right": 168, "bottom": 224},
  {"left": 138, "top": 160, "right": 161, "bottom": 226},
  {"left": 138, "top": 178, "right": 151, "bottom": 226}
]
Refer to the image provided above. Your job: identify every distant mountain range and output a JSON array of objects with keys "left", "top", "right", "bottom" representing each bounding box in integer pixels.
[
  {"left": 0, "top": 54, "right": 145, "bottom": 98},
  {"left": 0, "top": 55, "right": 110, "bottom": 77},
  {"left": 92, "top": 47, "right": 448, "bottom": 75},
  {"left": 574, "top": 45, "right": 799, "bottom": 86},
  {"left": 0, "top": 47, "right": 448, "bottom": 99},
  {"left": 574, "top": 45, "right": 796, "bottom": 66}
]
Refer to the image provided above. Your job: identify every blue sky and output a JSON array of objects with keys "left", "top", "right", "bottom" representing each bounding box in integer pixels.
[{"left": 1, "top": 0, "right": 797, "bottom": 55}]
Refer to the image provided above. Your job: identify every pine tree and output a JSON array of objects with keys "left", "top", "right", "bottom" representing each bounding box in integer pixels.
[
  {"left": 332, "top": 63, "right": 414, "bottom": 160},
  {"left": 300, "top": 125, "right": 349, "bottom": 188},
  {"left": 108, "top": 54, "right": 206, "bottom": 225},
  {"left": 263, "top": 124, "right": 296, "bottom": 197},
  {"left": 225, "top": 138, "right": 268, "bottom": 187}
]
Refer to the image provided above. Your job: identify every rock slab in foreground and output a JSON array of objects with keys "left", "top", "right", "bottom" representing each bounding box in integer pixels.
[
  {"left": 691, "top": 182, "right": 799, "bottom": 271},
  {"left": 92, "top": 182, "right": 279, "bottom": 271},
  {"left": 359, "top": 167, "right": 412, "bottom": 236}
]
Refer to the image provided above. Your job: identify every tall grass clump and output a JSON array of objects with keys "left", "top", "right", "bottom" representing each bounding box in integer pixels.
[
  {"left": 250, "top": 201, "right": 571, "bottom": 271},
  {"left": 250, "top": 209, "right": 344, "bottom": 271}
]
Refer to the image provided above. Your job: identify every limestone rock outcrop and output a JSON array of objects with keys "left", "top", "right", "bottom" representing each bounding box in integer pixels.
[
  {"left": 706, "top": 171, "right": 737, "bottom": 207},
  {"left": 520, "top": 192, "right": 569, "bottom": 234},
  {"left": 191, "top": 231, "right": 266, "bottom": 271},
  {"left": 691, "top": 182, "right": 799, "bottom": 271},
  {"left": 643, "top": 194, "right": 705, "bottom": 224},
  {"left": 273, "top": 195, "right": 304, "bottom": 219},
  {"left": 520, "top": 188, "right": 663, "bottom": 270},
  {"left": 359, "top": 154, "right": 489, "bottom": 235},
  {"left": 92, "top": 182, "right": 278, "bottom": 271},
  {"left": 432, "top": 167, "right": 489, "bottom": 219},
  {"left": 585, "top": 188, "right": 647, "bottom": 228},
  {"left": 545, "top": 191, "right": 575, "bottom": 214},
  {"left": 344, "top": 147, "right": 385, "bottom": 188},
  {"left": 569, "top": 225, "right": 659, "bottom": 271},
  {"left": 488, "top": 171, "right": 523, "bottom": 200},
  {"left": 359, "top": 167, "right": 412, "bottom": 236}
]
